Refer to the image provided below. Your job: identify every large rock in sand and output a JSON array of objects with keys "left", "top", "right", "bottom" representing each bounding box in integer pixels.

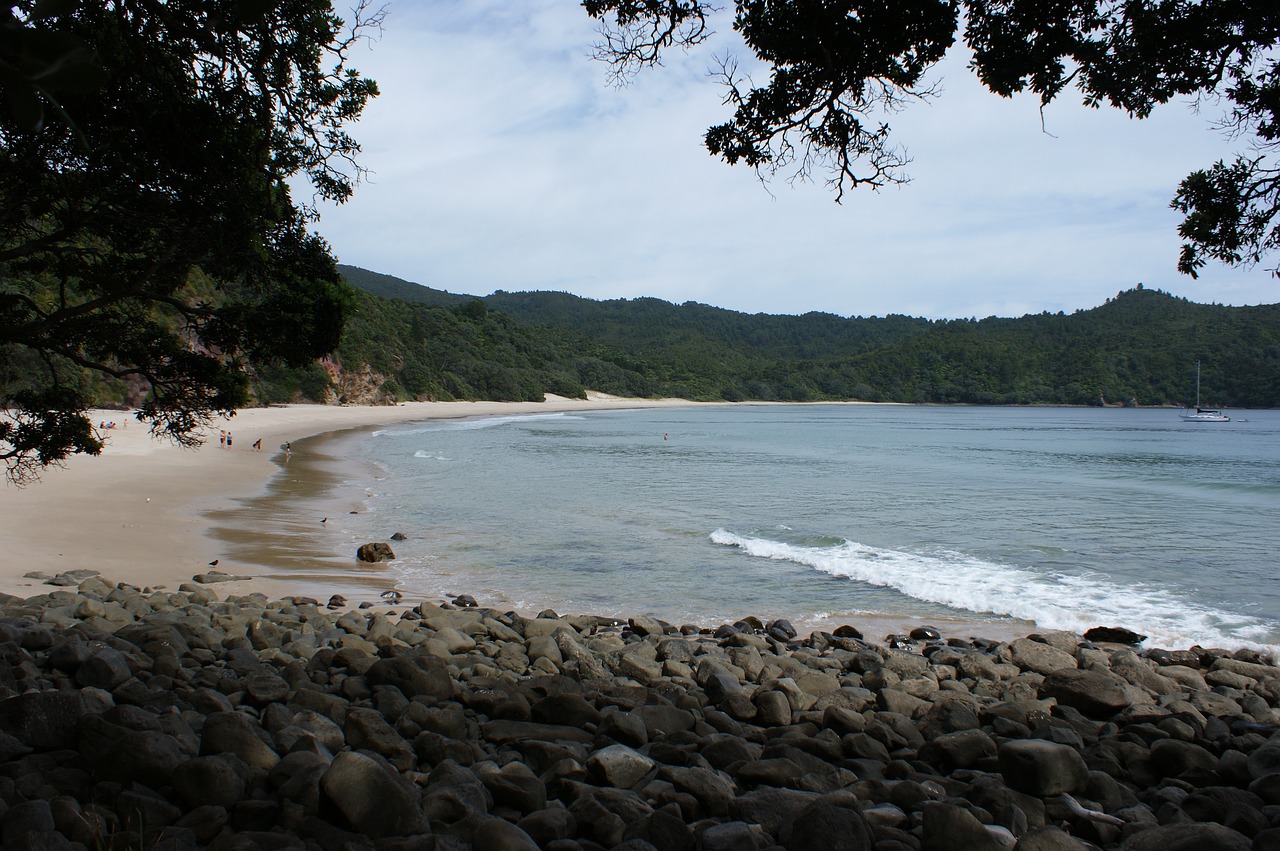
[{"left": 356, "top": 542, "right": 395, "bottom": 562}]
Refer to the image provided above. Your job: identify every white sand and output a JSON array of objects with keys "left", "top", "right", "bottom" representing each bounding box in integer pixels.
[{"left": 0, "top": 395, "right": 708, "bottom": 601}]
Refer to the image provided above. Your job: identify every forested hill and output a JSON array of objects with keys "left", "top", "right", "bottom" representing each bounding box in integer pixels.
[{"left": 325, "top": 267, "right": 1280, "bottom": 408}]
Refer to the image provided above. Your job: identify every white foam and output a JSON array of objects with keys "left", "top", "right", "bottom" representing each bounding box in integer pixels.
[
  {"left": 412, "top": 450, "right": 451, "bottom": 461},
  {"left": 710, "top": 529, "right": 1278, "bottom": 652},
  {"left": 376, "top": 412, "right": 581, "bottom": 438}
]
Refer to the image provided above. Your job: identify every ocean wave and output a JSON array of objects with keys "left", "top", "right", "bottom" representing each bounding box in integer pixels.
[
  {"left": 374, "top": 412, "right": 581, "bottom": 438},
  {"left": 412, "top": 450, "right": 451, "bottom": 461},
  {"left": 709, "top": 528, "right": 1277, "bottom": 651}
]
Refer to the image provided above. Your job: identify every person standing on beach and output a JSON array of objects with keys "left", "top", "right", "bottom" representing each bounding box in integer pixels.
[
  {"left": 226, "top": 432, "right": 233, "bottom": 448},
  {"left": 219, "top": 429, "right": 226, "bottom": 447}
]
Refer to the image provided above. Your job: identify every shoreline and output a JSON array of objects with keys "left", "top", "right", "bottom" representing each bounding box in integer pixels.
[
  {"left": 0, "top": 398, "right": 1257, "bottom": 654},
  {"left": 0, "top": 395, "right": 717, "bottom": 602}
]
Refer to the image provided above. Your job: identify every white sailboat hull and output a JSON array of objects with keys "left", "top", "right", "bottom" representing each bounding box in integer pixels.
[
  {"left": 1179, "top": 362, "right": 1229, "bottom": 422},
  {"left": 1179, "top": 407, "right": 1230, "bottom": 422}
]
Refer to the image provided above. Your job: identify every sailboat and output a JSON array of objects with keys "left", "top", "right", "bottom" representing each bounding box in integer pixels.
[{"left": 1179, "top": 361, "right": 1230, "bottom": 422}]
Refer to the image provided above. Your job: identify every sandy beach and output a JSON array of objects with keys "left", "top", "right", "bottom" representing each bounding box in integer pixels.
[{"left": 0, "top": 395, "right": 707, "bottom": 603}]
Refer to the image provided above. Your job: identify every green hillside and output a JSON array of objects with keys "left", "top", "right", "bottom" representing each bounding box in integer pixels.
[{"left": 268, "top": 269, "right": 1280, "bottom": 408}]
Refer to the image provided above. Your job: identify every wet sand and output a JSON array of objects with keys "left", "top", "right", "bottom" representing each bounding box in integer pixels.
[
  {"left": 0, "top": 396, "right": 709, "bottom": 602},
  {"left": 3, "top": 396, "right": 1038, "bottom": 645}
]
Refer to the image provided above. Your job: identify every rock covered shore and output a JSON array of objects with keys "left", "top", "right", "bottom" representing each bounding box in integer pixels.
[{"left": 2, "top": 573, "right": 1280, "bottom": 850}]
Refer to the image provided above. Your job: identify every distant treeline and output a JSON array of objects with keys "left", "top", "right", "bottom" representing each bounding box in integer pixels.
[{"left": 302, "top": 267, "right": 1278, "bottom": 409}]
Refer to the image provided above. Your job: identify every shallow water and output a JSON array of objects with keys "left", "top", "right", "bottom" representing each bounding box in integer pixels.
[{"left": 252, "top": 405, "right": 1280, "bottom": 650}]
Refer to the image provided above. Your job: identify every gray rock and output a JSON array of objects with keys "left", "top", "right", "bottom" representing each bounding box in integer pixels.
[
  {"left": 587, "top": 744, "right": 656, "bottom": 788},
  {"left": 1014, "top": 825, "right": 1094, "bottom": 850},
  {"left": 1, "top": 800, "right": 56, "bottom": 846},
  {"left": 919, "top": 728, "right": 998, "bottom": 771},
  {"left": 356, "top": 542, "right": 396, "bottom": 563},
  {"left": 700, "top": 820, "right": 760, "bottom": 851},
  {"left": 635, "top": 704, "right": 696, "bottom": 737},
  {"left": 532, "top": 692, "right": 602, "bottom": 727},
  {"left": 1119, "top": 822, "right": 1251, "bottom": 851},
  {"left": 472, "top": 816, "right": 541, "bottom": 851},
  {"left": 1040, "top": 668, "right": 1139, "bottom": 717},
  {"left": 0, "top": 688, "right": 113, "bottom": 749},
  {"left": 731, "top": 788, "right": 821, "bottom": 838},
  {"left": 1084, "top": 626, "right": 1146, "bottom": 645},
  {"left": 517, "top": 806, "right": 578, "bottom": 847},
  {"left": 598, "top": 709, "right": 648, "bottom": 747},
  {"left": 659, "top": 765, "right": 736, "bottom": 816},
  {"left": 172, "top": 755, "right": 247, "bottom": 810},
  {"left": 343, "top": 707, "right": 413, "bottom": 770},
  {"left": 319, "top": 750, "right": 425, "bottom": 837},
  {"left": 244, "top": 671, "right": 291, "bottom": 704},
  {"left": 782, "top": 800, "right": 875, "bottom": 851},
  {"left": 1011, "top": 638, "right": 1078, "bottom": 675},
  {"left": 200, "top": 711, "right": 280, "bottom": 771},
  {"left": 755, "top": 689, "right": 793, "bottom": 726},
  {"left": 423, "top": 761, "right": 492, "bottom": 823},
  {"left": 920, "top": 802, "right": 1009, "bottom": 851},
  {"left": 269, "top": 750, "right": 330, "bottom": 814},
  {"left": 734, "top": 758, "right": 805, "bottom": 788},
  {"left": 478, "top": 760, "right": 547, "bottom": 814},
  {"left": 85, "top": 725, "right": 189, "bottom": 786},
  {"left": 483, "top": 719, "right": 594, "bottom": 745},
  {"left": 1149, "top": 738, "right": 1218, "bottom": 778},
  {"left": 998, "top": 739, "right": 1090, "bottom": 796},
  {"left": 628, "top": 616, "right": 666, "bottom": 637},
  {"left": 1249, "top": 738, "right": 1280, "bottom": 779},
  {"left": 364, "top": 654, "right": 454, "bottom": 701}
]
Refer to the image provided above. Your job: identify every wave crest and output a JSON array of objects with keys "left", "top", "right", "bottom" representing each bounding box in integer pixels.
[{"left": 709, "top": 529, "right": 1275, "bottom": 651}]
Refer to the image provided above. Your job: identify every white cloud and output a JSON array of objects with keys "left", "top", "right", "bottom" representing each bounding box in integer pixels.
[{"left": 313, "top": 0, "right": 1277, "bottom": 318}]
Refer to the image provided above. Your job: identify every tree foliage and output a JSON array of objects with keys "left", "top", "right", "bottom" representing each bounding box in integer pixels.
[
  {"left": 332, "top": 267, "right": 1280, "bottom": 410},
  {"left": 583, "top": 0, "right": 1280, "bottom": 275},
  {"left": 0, "top": 0, "right": 378, "bottom": 484}
]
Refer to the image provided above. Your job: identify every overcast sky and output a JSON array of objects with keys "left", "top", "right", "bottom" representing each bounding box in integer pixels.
[{"left": 308, "top": 1, "right": 1278, "bottom": 319}]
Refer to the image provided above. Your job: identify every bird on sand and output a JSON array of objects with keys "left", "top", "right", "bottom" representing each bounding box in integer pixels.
[{"left": 208, "top": 559, "right": 219, "bottom": 566}]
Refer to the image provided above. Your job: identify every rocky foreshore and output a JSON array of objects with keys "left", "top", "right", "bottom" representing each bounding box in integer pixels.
[{"left": 2, "top": 572, "right": 1280, "bottom": 850}]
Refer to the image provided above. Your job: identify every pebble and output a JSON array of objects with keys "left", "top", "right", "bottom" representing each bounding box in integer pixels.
[{"left": 0, "top": 575, "right": 1277, "bottom": 849}]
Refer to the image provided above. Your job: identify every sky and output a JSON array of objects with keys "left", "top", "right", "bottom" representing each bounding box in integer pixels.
[{"left": 308, "top": 1, "right": 1279, "bottom": 320}]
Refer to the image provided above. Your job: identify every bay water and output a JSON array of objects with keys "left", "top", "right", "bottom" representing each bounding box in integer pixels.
[{"left": 306, "top": 404, "right": 1280, "bottom": 651}]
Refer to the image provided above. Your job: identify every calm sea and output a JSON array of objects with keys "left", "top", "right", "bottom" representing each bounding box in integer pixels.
[{"left": 307, "top": 405, "right": 1280, "bottom": 651}]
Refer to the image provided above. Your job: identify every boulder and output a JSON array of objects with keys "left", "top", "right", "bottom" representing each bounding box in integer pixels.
[
  {"left": 320, "top": 750, "right": 426, "bottom": 837},
  {"left": 782, "top": 800, "right": 875, "bottom": 851},
  {"left": 1084, "top": 626, "right": 1147, "bottom": 645},
  {"left": 920, "top": 802, "right": 1009, "bottom": 851},
  {"left": 998, "top": 739, "right": 1090, "bottom": 797},
  {"left": 356, "top": 542, "right": 396, "bottom": 563},
  {"left": 199, "top": 711, "right": 280, "bottom": 771},
  {"left": 1010, "top": 638, "right": 1078, "bottom": 675},
  {"left": 364, "top": 654, "right": 454, "bottom": 701},
  {"left": 1040, "top": 668, "right": 1140, "bottom": 717},
  {"left": 1119, "top": 823, "right": 1251, "bottom": 851},
  {"left": 587, "top": 744, "right": 657, "bottom": 789}
]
